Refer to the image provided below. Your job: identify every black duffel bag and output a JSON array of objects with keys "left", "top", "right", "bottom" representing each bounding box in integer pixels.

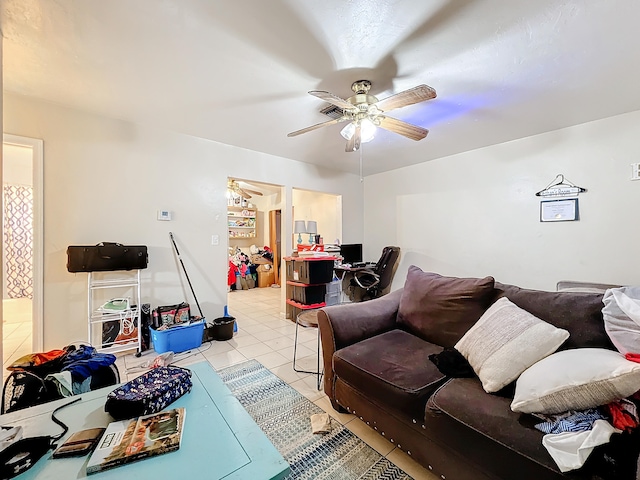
[{"left": 67, "top": 242, "right": 148, "bottom": 272}]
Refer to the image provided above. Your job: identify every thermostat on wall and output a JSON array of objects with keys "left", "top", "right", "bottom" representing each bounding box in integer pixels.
[{"left": 157, "top": 210, "right": 172, "bottom": 221}]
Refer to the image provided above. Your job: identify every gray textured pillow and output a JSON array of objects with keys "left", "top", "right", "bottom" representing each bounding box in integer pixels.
[
  {"left": 455, "top": 297, "right": 570, "bottom": 393},
  {"left": 397, "top": 266, "right": 496, "bottom": 348}
]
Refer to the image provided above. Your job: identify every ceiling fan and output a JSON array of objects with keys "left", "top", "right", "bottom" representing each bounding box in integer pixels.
[
  {"left": 227, "top": 179, "right": 263, "bottom": 199},
  {"left": 287, "top": 80, "right": 436, "bottom": 152}
]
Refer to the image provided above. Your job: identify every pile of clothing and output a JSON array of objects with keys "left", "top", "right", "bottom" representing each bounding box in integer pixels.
[
  {"left": 228, "top": 245, "right": 273, "bottom": 289},
  {"left": 532, "top": 398, "right": 640, "bottom": 474},
  {"left": 2, "top": 344, "right": 119, "bottom": 413}
]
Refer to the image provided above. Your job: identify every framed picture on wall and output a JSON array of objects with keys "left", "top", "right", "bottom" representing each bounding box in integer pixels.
[{"left": 540, "top": 198, "right": 579, "bottom": 222}]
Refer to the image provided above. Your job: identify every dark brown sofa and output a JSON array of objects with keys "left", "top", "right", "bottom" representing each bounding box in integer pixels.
[{"left": 318, "top": 267, "right": 640, "bottom": 480}]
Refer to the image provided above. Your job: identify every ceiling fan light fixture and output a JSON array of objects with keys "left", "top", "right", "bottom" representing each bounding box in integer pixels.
[
  {"left": 340, "top": 119, "right": 376, "bottom": 143},
  {"left": 288, "top": 80, "right": 436, "bottom": 152}
]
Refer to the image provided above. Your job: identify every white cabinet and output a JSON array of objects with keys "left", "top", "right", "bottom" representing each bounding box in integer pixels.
[
  {"left": 228, "top": 206, "right": 257, "bottom": 239},
  {"left": 87, "top": 270, "right": 142, "bottom": 355}
]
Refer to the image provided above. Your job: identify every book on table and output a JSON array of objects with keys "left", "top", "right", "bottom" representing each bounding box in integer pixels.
[{"left": 86, "top": 407, "right": 185, "bottom": 474}]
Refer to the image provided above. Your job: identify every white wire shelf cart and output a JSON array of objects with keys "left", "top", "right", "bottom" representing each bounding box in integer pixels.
[{"left": 87, "top": 270, "right": 142, "bottom": 356}]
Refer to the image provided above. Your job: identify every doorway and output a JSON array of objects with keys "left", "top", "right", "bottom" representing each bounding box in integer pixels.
[
  {"left": 226, "top": 178, "right": 284, "bottom": 318},
  {"left": 2, "top": 134, "right": 44, "bottom": 375}
]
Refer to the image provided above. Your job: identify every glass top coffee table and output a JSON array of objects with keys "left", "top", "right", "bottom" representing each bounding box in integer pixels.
[{"left": 0, "top": 362, "right": 289, "bottom": 479}]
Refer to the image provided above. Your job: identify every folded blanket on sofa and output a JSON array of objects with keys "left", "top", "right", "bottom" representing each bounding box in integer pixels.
[{"left": 602, "top": 287, "right": 640, "bottom": 355}]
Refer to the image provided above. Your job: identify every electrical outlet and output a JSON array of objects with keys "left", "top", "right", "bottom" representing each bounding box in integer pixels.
[
  {"left": 632, "top": 163, "right": 640, "bottom": 181},
  {"left": 211, "top": 235, "right": 220, "bottom": 246}
]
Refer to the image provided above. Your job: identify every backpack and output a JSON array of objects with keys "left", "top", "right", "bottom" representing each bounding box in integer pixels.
[{"left": 1, "top": 370, "right": 59, "bottom": 414}]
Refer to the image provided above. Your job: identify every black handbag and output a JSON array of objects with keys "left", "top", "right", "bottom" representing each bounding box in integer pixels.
[{"left": 66, "top": 242, "right": 148, "bottom": 272}]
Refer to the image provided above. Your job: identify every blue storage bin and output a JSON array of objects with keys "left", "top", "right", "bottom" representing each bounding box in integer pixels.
[{"left": 150, "top": 320, "right": 204, "bottom": 353}]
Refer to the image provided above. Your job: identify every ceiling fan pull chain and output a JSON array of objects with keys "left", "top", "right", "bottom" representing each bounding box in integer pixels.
[{"left": 359, "top": 144, "right": 363, "bottom": 182}]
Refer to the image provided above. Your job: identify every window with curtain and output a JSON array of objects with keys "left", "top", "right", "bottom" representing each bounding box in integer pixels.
[{"left": 3, "top": 184, "right": 34, "bottom": 299}]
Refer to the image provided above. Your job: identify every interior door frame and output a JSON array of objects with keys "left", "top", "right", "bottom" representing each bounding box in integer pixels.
[
  {"left": 3, "top": 134, "right": 44, "bottom": 351},
  {"left": 268, "top": 210, "right": 281, "bottom": 285}
]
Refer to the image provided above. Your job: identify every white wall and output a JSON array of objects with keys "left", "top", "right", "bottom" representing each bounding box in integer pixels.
[
  {"left": 249, "top": 191, "right": 282, "bottom": 250},
  {"left": 2, "top": 144, "right": 34, "bottom": 299},
  {"left": 3, "top": 144, "right": 33, "bottom": 186},
  {"left": 292, "top": 189, "right": 342, "bottom": 246},
  {"left": 3, "top": 93, "right": 363, "bottom": 349},
  {"left": 365, "top": 110, "right": 640, "bottom": 292}
]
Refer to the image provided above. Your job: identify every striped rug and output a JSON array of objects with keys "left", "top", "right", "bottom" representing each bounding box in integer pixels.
[{"left": 218, "top": 359, "right": 413, "bottom": 480}]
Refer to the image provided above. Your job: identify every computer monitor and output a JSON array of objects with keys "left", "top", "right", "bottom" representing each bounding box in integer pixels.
[{"left": 339, "top": 244, "right": 363, "bottom": 265}]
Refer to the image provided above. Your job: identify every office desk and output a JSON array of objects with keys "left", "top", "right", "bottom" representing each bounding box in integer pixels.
[{"left": 0, "top": 362, "right": 289, "bottom": 480}]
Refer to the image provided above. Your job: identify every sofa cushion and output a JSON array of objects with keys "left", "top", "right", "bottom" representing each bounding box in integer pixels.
[
  {"left": 455, "top": 297, "right": 569, "bottom": 393},
  {"left": 425, "top": 377, "right": 564, "bottom": 480},
  {"left": 397, "top": 266, "right": 496, "bottom": 348},
  {"left": 511, "top": 348, "right": 640, "bottom": 414},
  {"left": 495, "top": 282, "right": 613, "bottom": 351},
  {"left": 333, "top": 329, "right": 447, "bottom": 417}
]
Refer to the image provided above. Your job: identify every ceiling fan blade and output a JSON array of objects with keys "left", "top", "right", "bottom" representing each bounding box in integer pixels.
[
  {"left": 345, "top": 124, "right": 362, "bottom": 152},
  {"left": 374, "top": 84, "right": 437, "bottom": 113},
  {"left": 378, "top": 116, "right": 429, "bottom": 141},
  {"left": 242, "top": 188, "right": 263, "bottom": 196},
  {"left": 236, "top": 180, "right": 266, "bottom": 196},
  {"left": 237, "top": 188, "right": 252, "bottom": 199},
  {"left": 309, "top": 91, "right": 356, "bottom": 111},
  {"left": 287, "top": 117, "right": 346, "bottom": 137},
  {"left": 228, "top": 180, "right": 252, "bottom": 199}
]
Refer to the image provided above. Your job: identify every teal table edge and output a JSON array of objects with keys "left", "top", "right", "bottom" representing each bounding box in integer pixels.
[
  {"left": 0, "top": 361, "right": 290, "bottom": 480},
  {"left": 185, "top": 361, "right": 290, "bottom": 479}
]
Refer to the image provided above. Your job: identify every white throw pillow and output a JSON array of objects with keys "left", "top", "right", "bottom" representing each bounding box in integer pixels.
[
  {"left": 511, "top": 348, "right": 640, "bottom": 414},
  {"left": 455, "top": 297, "right": 569, "bottom": 393}
]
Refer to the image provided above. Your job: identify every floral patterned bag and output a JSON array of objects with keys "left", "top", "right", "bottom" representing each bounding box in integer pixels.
[{"left": 104, "top": 366, "right": 192, "bottom": 420}]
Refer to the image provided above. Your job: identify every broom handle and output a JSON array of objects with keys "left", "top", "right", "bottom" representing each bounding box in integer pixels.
[{"left": 169, "top": 232, "right": 204, "bottom": 318}]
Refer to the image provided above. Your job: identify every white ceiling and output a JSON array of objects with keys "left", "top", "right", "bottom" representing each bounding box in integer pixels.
[{"left": 3, "top": 1, "right": 640, "bottom": 177}]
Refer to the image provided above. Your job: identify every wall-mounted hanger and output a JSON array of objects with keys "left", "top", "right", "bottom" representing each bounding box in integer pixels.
[{"left": 535, "top": 174, "right": 587, "bottom": 197}]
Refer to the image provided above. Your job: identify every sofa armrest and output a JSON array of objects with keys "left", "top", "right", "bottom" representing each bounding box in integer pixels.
[{"left": 318, "top": 288, "right": 402, "bottom": 406}]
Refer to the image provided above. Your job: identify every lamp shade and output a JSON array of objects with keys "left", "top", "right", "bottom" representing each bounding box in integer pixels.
[
  {"left": 306, "top": 221, "right": 318, "bottom": 235},
  {"left": 340, "top": 119, "right": 376, "bottom": 143},
  {"left": 294, "top": 220, "right": 307, "bottom": 234}
]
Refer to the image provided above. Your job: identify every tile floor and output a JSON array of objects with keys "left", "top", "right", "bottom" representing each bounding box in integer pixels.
[
  {"left": 119, "top": 286, "right": 437, "bottom": 479},
  {"left": 3, "top": 298, "right": 33, "bottom": 378}
]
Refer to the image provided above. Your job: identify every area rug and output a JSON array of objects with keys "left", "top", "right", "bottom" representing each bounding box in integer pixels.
[{"left": 218, "top": 359, "right": 413, "bottom": 480}]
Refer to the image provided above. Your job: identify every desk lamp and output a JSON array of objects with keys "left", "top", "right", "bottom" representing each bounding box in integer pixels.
[
  {"left": 294, "top": 220, "right": 306, "bottom": 244},
  {"left": 306, "top": 221, "right": 317, "bottom": 244}
]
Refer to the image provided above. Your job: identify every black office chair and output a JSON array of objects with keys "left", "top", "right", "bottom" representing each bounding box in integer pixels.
[{"left": 350, "top": 246, "right": 400, "bottom": 301}]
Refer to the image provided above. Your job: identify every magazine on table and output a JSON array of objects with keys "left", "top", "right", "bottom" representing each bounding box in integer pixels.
[{"left": 86, "top": 407, "right": 185, "bottom": 474}]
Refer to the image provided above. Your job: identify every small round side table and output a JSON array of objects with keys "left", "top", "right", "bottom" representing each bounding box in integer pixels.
[{"left": 293, "top": 309, "right": 323, "bottom": 390}]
